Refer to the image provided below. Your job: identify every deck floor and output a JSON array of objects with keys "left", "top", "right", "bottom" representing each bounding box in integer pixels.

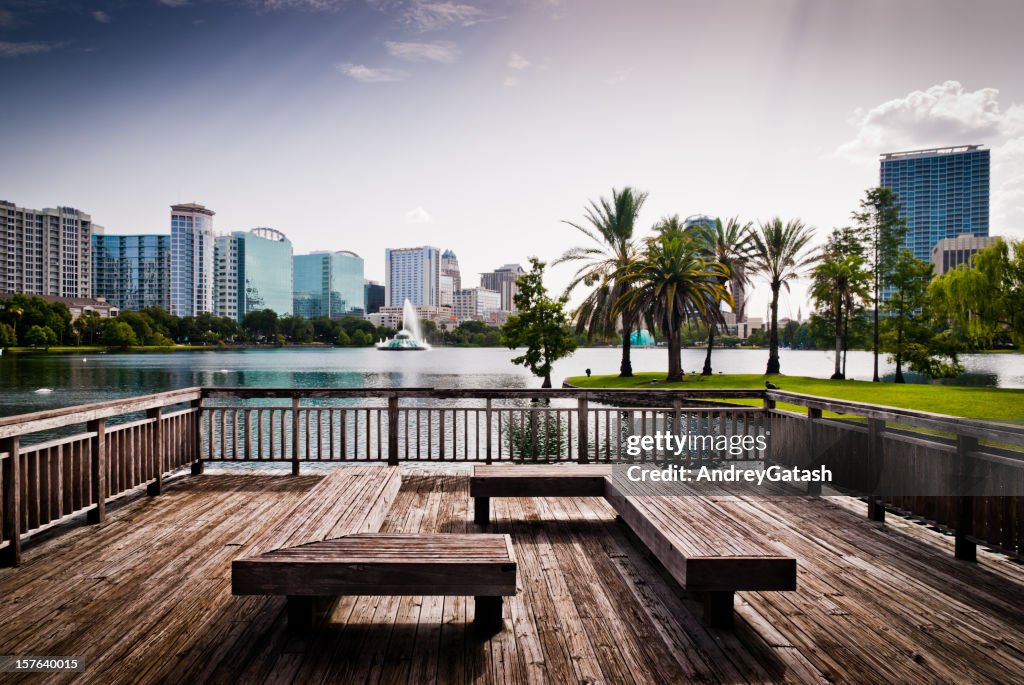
[{"left": 2, "top": 466, "right": 1024, "bottom": 684}]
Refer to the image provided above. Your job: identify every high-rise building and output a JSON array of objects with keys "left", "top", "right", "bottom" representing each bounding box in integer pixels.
[
  {"left": 880, "top": 145, "right": 990, "bottom": 262},
  {"left": 480, "top": 263, "right": 525, "bottom": 312},
  {"left": 364, "top": 280, "right": 385, "bottom": 314},
  {"left": 453, "top": 287, "right": 501, "bottom": 321},
  {"left": 440, "top": 249, "right": 461, "bottom": 306},
  {"left": 92, "top": 233, "right": 171, "bottom": 311},
  {"left": 930, "top": 234, "right": 999, "bottom": 275},
  {"left": 385, "top": 246, "right": 440, "bottom": 307},
  {"left": 1, "top": 200, "right": 96, "bottom": 298},
  {"left": 293, "top": 250, "right": 364, "bottom": 319},
  {"left": 215, "top": 228, "right": 293, "bottom": 321},
  {"left": 169, "top": 203, "right": 215, "bottom": 317}
]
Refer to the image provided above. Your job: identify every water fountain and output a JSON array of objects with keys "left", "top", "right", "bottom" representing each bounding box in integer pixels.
[{"left": 377, "top": 299, "right": 430, "bottom": 351}]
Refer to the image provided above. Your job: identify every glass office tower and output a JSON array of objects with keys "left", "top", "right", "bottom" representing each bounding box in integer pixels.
[
  {"left": 879, "top": 146, "right": 990, "bottom": 261},
  {"left": 169, "top": 203, "right": 215, "bottom": 316},
  {"left": 293, "top": 251, "right": 365, "bottom": 319},
  {"left": 92, "top": 234, "right": 170, "bottom": 311},
  {"left": 214, "top": 228, "right": 293, "bottom": 321}
]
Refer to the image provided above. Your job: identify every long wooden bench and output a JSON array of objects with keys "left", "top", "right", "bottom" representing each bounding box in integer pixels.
[
  {"left": 470, "top": 464, "right": 796, "bottom": 628},
  {"left": 232, "top": 465, "right": 517, "bottom": 633},
  {"left": 471, "top": 465, "right": 612, "bottom": 524}
]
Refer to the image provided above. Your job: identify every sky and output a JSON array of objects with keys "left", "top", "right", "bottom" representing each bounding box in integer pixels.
[{"left": 2, "top": 0, "right": 1023, "bottom": 321}]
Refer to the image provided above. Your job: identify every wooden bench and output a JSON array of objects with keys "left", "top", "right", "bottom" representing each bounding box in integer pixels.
[
  {"left": 471, "top": 465, "right": 612, "bottom": 524},
  {"left": 470, "top": 463, "right": 796, "bottom": 628},
  {"left": 605, "top": 477, "right": 796, "bottom": 628},
  {"left": 233, "top": 465, "right": 517, "bottom": 633}
]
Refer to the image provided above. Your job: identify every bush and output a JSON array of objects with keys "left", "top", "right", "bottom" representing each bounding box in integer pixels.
[
  {"left": 102, "top": 321, "right": 137, "bottom": 349},
  {"left": 24, "top": 325, "right": 57, "bottom": 348}
]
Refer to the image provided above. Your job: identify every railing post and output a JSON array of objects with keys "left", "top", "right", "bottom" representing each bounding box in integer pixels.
[
  {"left": 866, "top": 418, "right": 885, "bottom": 522},
  {"left": 954, "top": 433, "right": 979, "bottom": 561},
  {"left": 485, "top": 398, "right": 493, "bottom": 464},
  {"left": 1, "top": 436, "right": 21, "bottom": 567},
  {"left": 191, "top": 398, "right": 204, "bottom": 475},
  {"left": 387, "top": 395, "right": 399, "bottom": 466},
  {"left": 577, "top": 396, "right": 589, "bottom": 464},
  {"left": 806, "top": 407, "right": 822, "bottom": 495},
  {"left": 292, "top": 397, "right": 301, "bottom": 475},
  {"left": 87, "top": 418, "right": 106, "bottom": 524},
  {"left": 147, "top": 407, "right": 163, "bottom": 496},
  {"left": 763, "top": 392, "right": 776, "bottom": 411}
]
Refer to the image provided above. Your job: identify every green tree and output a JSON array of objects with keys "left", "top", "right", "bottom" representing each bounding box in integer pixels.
[
  {"left": 555, "top": 186, "right": 647, "bottom": 377},
  {"left": 688, "top": 216, "right": 754, "bottom": 375},
  {"left": 616, "top": 232, "right": 731, "bottom": 382},
  {"left": 24, "top": 324, "right": 57, "bottom": 348},
  {"left": 102, "top": 321, "right": 137, "bottom": 349},
  {"left": 74, "top": 312, "right": 103, "bottom": 345},
  {"left": 747, "top": 218, "right": 816, "bottom": 375},
  {"left": 335, "top": 329, "right": 351, "bottom": 346},
  {"left": 883, "top": 250, "right": 962, "bottom": 382},
  {"left": 501, "top": 258, "right": 578, "bottom": 388},
  {"left": 929, "top": 238, "right": 1024, "bottom": 349},
  {"left": 852, "top": 187, "right": 908, "bottom": 381},
  {"left": 0, "top": 322, "right": 16, "bottom": 347},
  {"left": 243, "top": 309, "right": 279, "bottom": 341},
  {"left": 810, "top": 228, "right": 870, "bottom": 379}
]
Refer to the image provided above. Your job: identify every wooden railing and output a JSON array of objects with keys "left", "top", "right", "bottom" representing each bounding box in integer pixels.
[
  {"left": 1, "top": 385, "right": 1022, "bottom": 567},
  {"left": 0, "top": 388, "right": 202, "bottom": 566}
]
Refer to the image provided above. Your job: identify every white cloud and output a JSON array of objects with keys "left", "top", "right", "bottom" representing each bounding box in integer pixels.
[
  {"left": 0, "top": 41, "right": 60, "bottom": 57},
  {"left": 838, "top": 80, "right": 1024, "bottom": 236},
  {"left": 507, "top": 52, "right": 529, "bottom": 70},
  {"left": 335, "top": 62, "right": 408, "bottom": 83},
  {"left": 159, "top": 0, "right": 190, "bottom": 7},
  {"left": 385, "top": 40, "right": 459, "bottom": 64},
  {"left": 503, "top": 75, "right": 519, "bottom": 88},
  {"left": 259, "top": 0, "right": 346, "bottom": 9},
  {"left": 93, "top": 10, "right": 112, "bottom": 23},
  {"left": 404, "top": 1, "right": 485, "bottom": 31},
  {"left": 404, "top": 206, "right": 432, "bottom": 223}
]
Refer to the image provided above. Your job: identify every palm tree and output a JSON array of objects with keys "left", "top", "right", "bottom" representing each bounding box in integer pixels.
[
  {"left": 747, "top": 218, "right": 816, "bottom": 375},
  {"left": 555, "top": 187, "right": 648, "bottom": 377},
  {"left": 811, "top": 253, "right": 869, "bottom": 379},
  {"left": 616, "top": 231, "right": 732, "bottom": 382},
  {"left": 688, "top": 217, "right": 754, "bottom": 375}
]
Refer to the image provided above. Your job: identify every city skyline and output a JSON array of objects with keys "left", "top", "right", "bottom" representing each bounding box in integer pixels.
[{"left": 2, "top": 0, "right": 1024, "bottom": 319}]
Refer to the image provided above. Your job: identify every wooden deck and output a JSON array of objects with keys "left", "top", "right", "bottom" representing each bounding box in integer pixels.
[{"left": 2, "top": 466, "right": 1024, "bottom": 684}]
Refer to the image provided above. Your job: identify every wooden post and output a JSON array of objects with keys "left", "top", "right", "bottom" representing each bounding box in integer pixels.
[
  {"left": 485, "top": 398, "right": 493, "bottom": 464},
  {"left": 387, "top": 395, "right": 399, "bottom": 466},
  {"left": 147, "top": 407, "right": 163, "bottom": 496},
  {"left": 474, "top": 496, "right": 490, "bottom": 525},
  {"left": 866, "top": 418, "right": 885, "bottom": 522},
  {"left": 954, "top": 433, "right": 979, "bottom": 561},
  {"left": 806, "top": 408, "right": 822, "bottom": 496},
  {"left": 87, "top": 418, "right": 106, "bottom": 524},
  {"left": 763, "top": 394, "right": 776, "bottom": 411},
  {"left": 577, "top": 396, "right": 589, "bottom": 464},
  {"left": 291, "top": 397, "right": 301, "bottom": 476},
  {"left": 473, "top": 596, "right": 503, "bottom": 635},
  {"left": 703, "top": 591, "right": 734, "bottom": 629},
  {"left": 1, "top": 436, "right": 21, "bottom": 567},
  {"left": 191, "top": 398, "right": 204, "bottom": 475}
]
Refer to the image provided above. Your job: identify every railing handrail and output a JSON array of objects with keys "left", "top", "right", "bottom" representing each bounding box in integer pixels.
[
  {"left": 0, "top": 387, "right": 202, "bottom": 440},
  {"left": 768, "top": 390, "right": 1024, "bottom": 445},
  {"left": 200, "top": 387, "right": 768, "bottom": 400}
]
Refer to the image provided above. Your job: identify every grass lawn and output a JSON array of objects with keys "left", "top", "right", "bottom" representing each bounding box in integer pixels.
[{"left": 566, "top": 372, "right": 1024, "bottom": 422}]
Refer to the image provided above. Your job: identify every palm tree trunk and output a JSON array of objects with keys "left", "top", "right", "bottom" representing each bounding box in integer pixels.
[
  {"left": 542, "top": 372, "right": 552, "bottom": 388},
  {"left": 842, "top": 307, "right": 850, "bottom": 378},
  {"left": 666, "top": 319, "right": 682, "bottom": 382},
  {"left": 894, "top": 324, "right": 904, "bottom": 384},
  {"left": 766, "top": 284, "right": 781, "bottom": 375},
  {"left": 831, "top": 297, "right": 843, "bottom": 380},
  {"left": 702, "top": 324, "right": 714, "bottom": 375},
  {"left": 620, "top": 315, "right": 633, "bottom": 377}
]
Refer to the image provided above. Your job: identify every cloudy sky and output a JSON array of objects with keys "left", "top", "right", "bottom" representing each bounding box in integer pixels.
[{"left": 2, "top": 0, "right": 1023, "bottom": 320}]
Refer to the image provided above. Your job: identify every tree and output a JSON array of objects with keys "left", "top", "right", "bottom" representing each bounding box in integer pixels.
[
  {"left": 0, "top": 322, "right": 17, "bottom": 347},
  {"left": 74, "top": 312, "right": 103, "bottom": 345},
  {"left": 555, "top": 186, "right": 647, "bottom": 377},
  {"left": 882, "top": 250, "right": 962, "bottom": 382},
  {"left": 852, "top": 187, "right": 908, "bottom": 381},
  {"left": 747, "top": 218, "right": 816, "bottom": 375},
  {"left": 25, "top": 324, "right": 58, "bottom": 349},
  {"left": 810, "top": 228, "right": 870, "bottom": 379},
  {"left": 929, "top": 238, "right": 1024, "bottom": 349},
  {"left": 688, "top": 216, "right": 754, "bottom": 375},
  {"left": 335, "top": 329, "right": 351, "bottom": 346},
  {"left": 102, "top": 321, "right": 137, "bottom": 349},
  {"left": 243, "top": 309, "right": 279, "bottom": 341},
  {"left": 501, "top": 258, "right": 578, "bottom": 388},
  {"left": 616, "top": 231, "right": 731, "bottom": 382}
]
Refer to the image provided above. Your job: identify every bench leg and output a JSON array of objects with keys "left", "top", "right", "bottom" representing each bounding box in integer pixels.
[
  {"left": 703, "top": 591, "right": 734, "bottom": 629},
  {"left": 867, "top": 497, "right": 886, "bottom": 522},
  {"left": 474, "top": 496, "right": 490, "bottom": 525},
  {"left": 287, "top": 596, "right": 333, "bottom": 633},
  {"left": 473, "top": 596, "right": 503, "bottom": 635}
]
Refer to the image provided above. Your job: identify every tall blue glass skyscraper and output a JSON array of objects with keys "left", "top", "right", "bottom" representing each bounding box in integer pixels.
[
  {"left": 293, "top": 251, "right": 365, "bottom": 319},
  {"left": 92, "top": 234, "right": 170, "bottom": 311},
  {"left": 879, "top": 145, "right": 990, "bottom": 261},
  {"left": 169, "top": 203, "right": 215, "bottom": 316}
]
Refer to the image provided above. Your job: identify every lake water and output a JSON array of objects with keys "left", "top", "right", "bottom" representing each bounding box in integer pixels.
[{"left": 1, "top": 346, "right": 1022, "bottom": 418}]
